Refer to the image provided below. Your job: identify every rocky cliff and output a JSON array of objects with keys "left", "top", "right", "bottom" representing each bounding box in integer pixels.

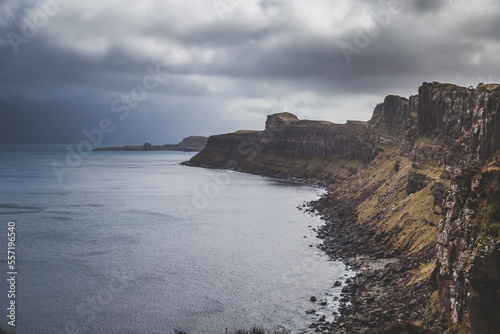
[
  {"left": 185, "top": 82, "right": 500, "bottom": 333},
  {"left": 416, "top": 83, "right": 500, "bottom": 170},
  {"left": 187, "top": 112, "right": 374, "bottom": 184},
  {"left": 433, "top": 163, "right": 500, "bottom": 333}
]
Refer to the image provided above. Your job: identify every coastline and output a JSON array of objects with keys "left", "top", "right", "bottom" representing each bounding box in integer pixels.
[
  {"left": 183, "top": 162, "right": 435, "bottom": 333},
  {"left": 183, "top": 83, "right": 500, "bottom": 333}
]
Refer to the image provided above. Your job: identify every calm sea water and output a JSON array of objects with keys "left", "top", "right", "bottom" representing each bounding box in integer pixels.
[{"left": 0, "top": 145, "right": 350, "bottom": 334}]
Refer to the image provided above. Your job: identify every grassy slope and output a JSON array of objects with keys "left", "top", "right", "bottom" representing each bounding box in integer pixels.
[
  {"left": 333, "top": 138, "right": 446, "bottom": 256},
  {"left": 244, "top": 151, "right": 366, "bottom": 184}
]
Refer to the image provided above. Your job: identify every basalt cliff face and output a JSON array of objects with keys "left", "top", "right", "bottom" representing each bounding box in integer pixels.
[
  {"left": 416, "top": 83, "right": 500, "bottom": 170},
  {"left": 185, "top": 82, "right": 500, "bottom": 333},
  {"left": 434, "top": 165, "right": 500, "bottom": 333},
  {"left": 188, "top": 112, "right": 374, "bottom": 184}
]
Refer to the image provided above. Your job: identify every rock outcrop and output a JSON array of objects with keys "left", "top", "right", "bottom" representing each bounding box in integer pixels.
[{"left": 185, "top": 82, "right": 500, "bottom": 333}]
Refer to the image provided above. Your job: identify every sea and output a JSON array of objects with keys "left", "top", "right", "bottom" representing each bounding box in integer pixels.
[{"left": 0, "top": 145, "right": 351, "bottom": 334}]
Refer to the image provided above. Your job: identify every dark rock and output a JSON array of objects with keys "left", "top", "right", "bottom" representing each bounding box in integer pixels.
[
  {"left": 431, "top": 182, "right": 446, "bottom": 212},
  {"left": 407, "top": 172, "right": 430, "bottom": 195}
]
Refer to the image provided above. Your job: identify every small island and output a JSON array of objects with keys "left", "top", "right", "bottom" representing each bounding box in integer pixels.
[{"left": 94, "top": 136, "right": 207, "bottom": 152}]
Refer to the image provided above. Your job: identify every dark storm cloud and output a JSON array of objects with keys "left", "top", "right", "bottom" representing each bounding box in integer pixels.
[{"left": 1, "top": 0, "right": 499, "bottom": 144}]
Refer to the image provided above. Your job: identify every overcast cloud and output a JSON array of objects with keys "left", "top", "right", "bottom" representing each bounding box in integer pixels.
[{"left": 0, "top": 0, "right": 499, "bottom": 145}]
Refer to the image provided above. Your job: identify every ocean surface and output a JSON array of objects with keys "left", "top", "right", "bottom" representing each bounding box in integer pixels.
[{"left": 0, "top": 145, "right": 351, "bottom": 334}]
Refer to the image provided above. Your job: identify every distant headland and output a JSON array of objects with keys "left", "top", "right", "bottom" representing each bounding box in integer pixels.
[{"left": 94, "top": 136, "right": 207, "bottom": 152}]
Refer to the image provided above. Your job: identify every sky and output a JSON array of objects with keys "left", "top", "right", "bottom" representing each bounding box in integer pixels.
[{"left": 0, "top": 0, "right": 499, "bottom": 145}]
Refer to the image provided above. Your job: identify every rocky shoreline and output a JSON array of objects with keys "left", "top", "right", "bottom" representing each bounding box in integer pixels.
[
  {"left": 304, "top": 194, "right": 437, "bottom": 333},
  {"left": 223, "top": 172, "right": 439, "bottom": 333}
]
